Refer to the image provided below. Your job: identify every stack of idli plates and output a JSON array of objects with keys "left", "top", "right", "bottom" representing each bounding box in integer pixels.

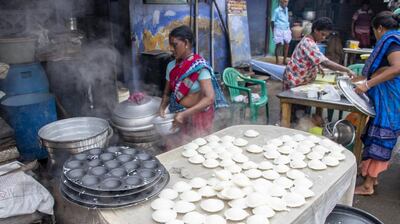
[{"left": 60, "top": 146, "right": 169, "bottom": 208}]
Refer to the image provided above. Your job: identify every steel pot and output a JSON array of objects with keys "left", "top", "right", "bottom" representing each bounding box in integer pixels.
[
  {"left": 323, "top": 119, "right": 355, "bottom": 147},
  {"left": 111, "top": 96, "right": 161, "bottom": 129},
  {"left": 117, "top": 128, "right": 159, "bottom": 143},
  {"left": 152, "top": 113, "right": 180, "bottom": 136},
  {"left": 39, "top": 117, "right": 112, "bottom": 175},
  {"left": 302, "top": 11, "right": 316, "bottom": 21},
  {"left": 38, "top": 117, "right": 111, "bottom": 149}
]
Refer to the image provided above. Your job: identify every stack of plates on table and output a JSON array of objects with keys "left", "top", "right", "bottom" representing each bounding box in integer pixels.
[{"left": 60, "top": 146, "right": 169, "bottom": 208}]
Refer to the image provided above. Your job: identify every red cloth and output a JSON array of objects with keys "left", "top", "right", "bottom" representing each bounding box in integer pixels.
[
  {"left": 164, "top": 106, "right": 214, "bottom": 151},
  {"left": 169, "top": 54, "right": 202, "bottom": 102},
  {"left": 128, "top": 92, "right": 145, "bottom": 103},
  {"left": 360, "top": 159, "right": 389, "bottom": 178},
  {"left": 182, "top": 106, "right": 215, "bottom": 137}
]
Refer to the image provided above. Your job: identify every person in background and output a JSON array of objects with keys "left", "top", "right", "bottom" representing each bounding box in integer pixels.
[
  {"left": 352, "top": 0, "right": 374, "bottom": 48},
  {"left": 271, "top": 0, "right": 291, "bottom": 65},
  {"left": 159, "top": 25, "right": 227, "bottom": 149},
  {"left": 354, "top": 11, "right": 400, "bottom": 195},
  {"left": 282, "top": 17, "right": 355, "bottom": 124},
  {"left": 283, "top": 17, "right": 355, "bottom": 91}
]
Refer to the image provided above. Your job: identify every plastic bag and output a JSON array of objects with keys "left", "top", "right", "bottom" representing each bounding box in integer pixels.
[
  {"left": 233, "top": 95, "right": 245, "bottom": 102},
  {"left": 321, "top": 85, "right": 341, "bottom": 101},
  {"left": 233, "top": 93, "right": 260, "bottom": 103}
]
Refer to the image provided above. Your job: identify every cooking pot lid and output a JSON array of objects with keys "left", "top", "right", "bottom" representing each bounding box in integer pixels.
[
  {"left": 112, "top": 96, "right": 161, "bottom": 119},
  {"left": 337, "top": 77, "right": 376, "bottom": 117}
]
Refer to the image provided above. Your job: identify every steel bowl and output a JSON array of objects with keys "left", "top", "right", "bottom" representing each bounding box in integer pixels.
[
  {"left": 302, "top": 11, "right": 316, "bottom": 21},
  {"left": 152, "top": 114, "right": 179, "bottom": 136}
]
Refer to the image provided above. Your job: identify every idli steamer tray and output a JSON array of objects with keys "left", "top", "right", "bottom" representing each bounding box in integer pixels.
[
  {"left": 62, "top": 146, "right": 164, "bottom": 192},
  {"left": 61, "top": 172, "right": 170, "bottom": 208},
  {"left": 60, "top": 168, "right": 165, "bottom": 197}
]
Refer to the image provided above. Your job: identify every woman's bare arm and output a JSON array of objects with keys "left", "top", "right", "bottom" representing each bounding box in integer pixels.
[
  {"left": 173, "top": 79, "right": 215, "bottom": 127},
  {"left": 159, "top": 81, "right": 171, "bottom": 117},
  {"left": 355, "top": 52, "right": 400, "bottom": 93},
  {"left": 367, "top": 52, "right": 400, "bottom": 87}
]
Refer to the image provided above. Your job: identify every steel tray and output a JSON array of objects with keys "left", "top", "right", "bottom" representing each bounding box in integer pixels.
[
  {"left": 337, "top": 77, "right": 376, "bottom": 117},
  {"left": 61, "top": 172, "right": 170, "bottom": 209},
  {"left": 62, "top": 146, "right": 164, "bottom": 191}
]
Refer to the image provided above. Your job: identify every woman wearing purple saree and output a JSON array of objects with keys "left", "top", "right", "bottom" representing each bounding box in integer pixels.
[{"left": 354, "top": 11, "right": 400, "bottom": 195}]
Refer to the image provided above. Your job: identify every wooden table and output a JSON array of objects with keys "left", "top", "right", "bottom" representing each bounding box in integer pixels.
[
  {"left": 343, "top": 48, "right": 373, "bottom": 66},
  {"left": 277, "top": 90, "right": 369, "bottom": 164},
  {"left": 99, "top": 125, "right": 357, "bottom": 224}
]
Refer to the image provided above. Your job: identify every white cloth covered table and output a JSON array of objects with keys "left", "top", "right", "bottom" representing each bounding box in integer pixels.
[{"left": 98, "top": 125, "right": 357, "bottom": 224}]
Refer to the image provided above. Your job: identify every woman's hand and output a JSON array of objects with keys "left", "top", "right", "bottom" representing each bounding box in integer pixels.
[
  {"left": 159, "top": 107, "right": 166, "bottom": 118},
  {"left": 346, "top": 69, "right": 356, "bottom": 79},
  {"left": 371, "top": 66, "right": 388, "bottom": 79},
  {"left": 351, "top": 76, "right": 366, "bottom": 83},
  {"left": 173, "top": 112, "right": 185, "bottom": 130},
  {"left": 318, "top": 65, "right": 325, "bottom": 78},
  {"left": 354, "top": 81, "right": 369, "bottom": 94}
]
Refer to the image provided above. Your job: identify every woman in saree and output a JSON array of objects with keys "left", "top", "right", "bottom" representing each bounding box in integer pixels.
[
  {"left": 158, "top": 25, "right": 227, "bottom": 148},
  {"left": 354, "top": 11, "right": 400, "bottom": 195}
]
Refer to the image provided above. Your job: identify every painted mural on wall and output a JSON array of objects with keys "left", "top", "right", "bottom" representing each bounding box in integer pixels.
[
  {"left": 227, "top": 0, "right": 251, "bottom": 67},
  {"left": 129, "top": 0, "right": 229, "bottom": 72}
]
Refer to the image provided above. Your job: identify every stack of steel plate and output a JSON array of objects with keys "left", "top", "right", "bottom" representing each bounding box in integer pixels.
[{"left": 60, "top": 146, "right": 169, "bottom": 208}]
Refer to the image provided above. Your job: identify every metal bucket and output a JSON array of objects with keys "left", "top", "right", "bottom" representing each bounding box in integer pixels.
[
  {"left": 39, "top": 117, "right": 110, "bottom": 149},
  {"left": 38, "top": 117, "right": 112, "bottom": 174},
  {"left": 323, "top": 120, "right": 355, "bottom": 148}
]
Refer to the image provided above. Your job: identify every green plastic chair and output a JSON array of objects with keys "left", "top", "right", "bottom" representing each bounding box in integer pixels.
[
  {"left": 222, "top": 68, "right": 269, "bottom": 123},
  {"left": 348, "top": 63, "right": 365, "bottom": 76},
  {"left": 328, "top": 63, "right": 365, "bottom": 121}
]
